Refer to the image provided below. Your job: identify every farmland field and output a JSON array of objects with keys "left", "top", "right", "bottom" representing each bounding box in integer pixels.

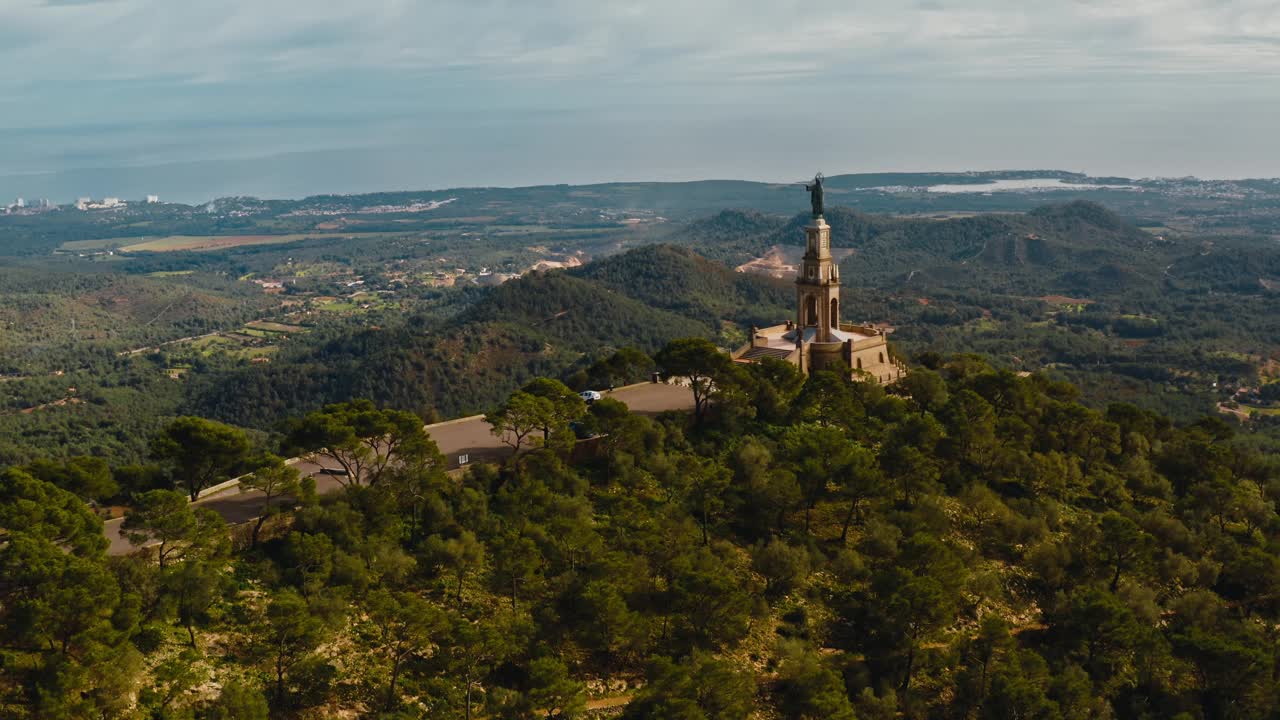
[
  {"left": 59, "top": 237, "right": 141, "bottom": 251},
  {"left": 116, "top": 232, "right": 388, "bottom": 253},
  {"left": 184, "top": 334, "right": 279, "bottom": 359},
  {"left": 243, "top": 321, "right": 306, "bottom": 333},
  {"left": 318, "top": 300, "right": 359, "bottom": 312}
]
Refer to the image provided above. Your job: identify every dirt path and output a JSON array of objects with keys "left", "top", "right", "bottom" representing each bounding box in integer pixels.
[
  {"left": 117, "top": 331, "right": 220, "bottom": 356},
  {"left": 1218, "top": 403, "right": 1251, "bottom": 422},
  {"left": 586, "top": 694, "right": 633, "bottom": 710}
]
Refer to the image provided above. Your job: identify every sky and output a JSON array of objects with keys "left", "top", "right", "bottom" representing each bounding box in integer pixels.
[{"left": 1, "top": 0, "right": 1279, "bottom": 201}]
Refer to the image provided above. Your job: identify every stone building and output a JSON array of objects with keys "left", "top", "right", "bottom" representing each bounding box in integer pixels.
[{"left": 733, "top": 185, "right": 906, "bottom": 384}]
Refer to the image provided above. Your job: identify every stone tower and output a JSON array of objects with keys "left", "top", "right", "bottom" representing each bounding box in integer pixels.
[
  {"left": 796, "top": 216, "right": 840, "bottom": 342},
  {"left": 732, "top": 176, "right": 904, "bottom": 383}
]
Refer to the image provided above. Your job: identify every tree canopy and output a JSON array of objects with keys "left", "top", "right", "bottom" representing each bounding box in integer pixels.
[{"left": 2, "top": 356, "right": 1280, "bottom": 719}]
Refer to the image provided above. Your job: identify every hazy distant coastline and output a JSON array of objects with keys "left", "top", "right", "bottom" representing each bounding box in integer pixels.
[{"left": 0, "top": 150, "right": 1267, "bottom": 209}]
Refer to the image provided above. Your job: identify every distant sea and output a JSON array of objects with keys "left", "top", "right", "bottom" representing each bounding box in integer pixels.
[
  {"left": 0, "top": 143, "right": 647, "bottom": 207},
  {"left": 0, "top": 114, "right": 820, "bottom": 205},
  {"left": 1, "top": 101, "right": 1269, "bottom": 205},
  {"left": 0, "top": 153, "right": 1140, "bottom": 207},
  {"left": 926, "top": 179, "right": 1137, "bottom": 193},
  {"left": 0, "top": 147, "right": 480, "bottom": 206}
]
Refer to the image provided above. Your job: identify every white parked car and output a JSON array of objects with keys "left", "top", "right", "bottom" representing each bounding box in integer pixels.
[{"left": 579, "top": 390, "right": 602, "bottom": 403}]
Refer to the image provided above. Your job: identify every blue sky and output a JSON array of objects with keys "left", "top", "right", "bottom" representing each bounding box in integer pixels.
[{"left": 2, "top": 0, "right": 1279, "bottom": 200}]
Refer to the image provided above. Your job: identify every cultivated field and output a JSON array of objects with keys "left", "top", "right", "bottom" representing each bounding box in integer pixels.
[
  {"left": 243, "top": 321, "right": 306, "bottom": 334},
  {"left": 60, "top": 237, "right": 140, "bottom": 251},
  {"left": 115, "top": 232, "right": 387, "bottom": 253}
]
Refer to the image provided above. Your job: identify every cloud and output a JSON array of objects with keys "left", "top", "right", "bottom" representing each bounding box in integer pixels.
[
  {"left": 1, "top": 0, "right": 1276, "bottom": 89},
  {"left": 1, "top": 0, "right": 1277, "bottom": 135}
]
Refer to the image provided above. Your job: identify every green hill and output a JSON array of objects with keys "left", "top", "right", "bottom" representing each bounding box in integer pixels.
[
  {"left": 570, "top": 243, "right": 791, "bottom": 327},
  {"left": 683, "top": 201, "right": 1178, "bottom": 295},
  {"left": 185, "top": 320, "right": 574, "bottom": 427},
  {"left": 0, "top": 267, "right": 272, "bottom": 374},
  {"left": 12, "top": 347, "right": 1280, "bottom": 719},
  {"left": 184, "top": 245, "right": 786, "bottom": 427},
  {"left": 456, "top": 269, "right": 711, "bottom": 348},
  {"left": 183, "top": 201, "right": 1280, "bottom": 429},
  {"left": 665, "top": 209, "right": 788, "bottom": 264}
]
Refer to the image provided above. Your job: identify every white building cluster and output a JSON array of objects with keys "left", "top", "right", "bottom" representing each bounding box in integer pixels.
[
  {"left": 76, "top": 197, "right": 124, "bottom": 210},
  {"left": 3, "top": 197, "right": 53, "bottom": 214}
]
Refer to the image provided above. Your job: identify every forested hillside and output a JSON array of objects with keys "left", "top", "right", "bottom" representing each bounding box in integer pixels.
[
  {"left": 668, "top": 209, "right": 788, "bottom": 265},
  {"left": 0, "top": 266, "right": 272, "bottom": 373},
  {"left": 679, "top": 201, "right": 1280, "bottom": 421},
  {"left": 4, "top": 198, "right": 1277, "bottom": 468},
  {"left": 5, "top": 348, "right": 1280, "bottom": 718},
  {"left": 570, "top": 244, "right": 791, "bottom": 328},
  {"left": 184, "top": 247, "right": 790, "bottom": 428},
  {"left": 689, "top": 201, "right": 1166, "bottom": 293}
]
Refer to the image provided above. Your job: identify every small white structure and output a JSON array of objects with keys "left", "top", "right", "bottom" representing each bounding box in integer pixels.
[
  {"left": 14, "top": 198, "right": 24, "bottom": 208},
  {"left": 146, "top": 195, "right": 160, "bottom": 204}
]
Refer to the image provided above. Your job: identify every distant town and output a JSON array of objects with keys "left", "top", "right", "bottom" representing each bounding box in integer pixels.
[{"left": 3, "top": 194, "right": 161, "bottom": 215}]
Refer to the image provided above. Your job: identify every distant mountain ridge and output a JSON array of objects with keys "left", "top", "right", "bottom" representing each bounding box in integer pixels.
[{"left": 683, "top": 201, "right": 1174, "bottom": 295}]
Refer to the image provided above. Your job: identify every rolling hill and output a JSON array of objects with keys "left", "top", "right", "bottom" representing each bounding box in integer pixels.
[
  {"left": 688, "top": 201, "right": 1184, "bottom": 295},
  {"left": 185, "top": 200, "right": 1280, "bottom": 429},
  {"left": 0, "top": 266, "right": 272, "bottom": 374},
  {"left": 183, "top": 244, "right": 790, "bottom": 427},
  {"left": 570, "top": 243, "right": 791, "bottom": 327}
]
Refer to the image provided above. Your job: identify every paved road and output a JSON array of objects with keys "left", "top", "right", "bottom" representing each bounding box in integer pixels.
[{"left": 105, "top": 382, "right": 694, "bottom": 555}]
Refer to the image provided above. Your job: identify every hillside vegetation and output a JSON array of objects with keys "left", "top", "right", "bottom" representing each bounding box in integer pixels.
[
  {"left": 680, "top": 201, "right": 1280, "bottom": 421},
  {"left": 4, "top": 350, "right": 1280, "bottom": 719},
  {"left": 174, "top": 202, "right": 1280, "bottom": 436},
  {"left": 688, "top": 202, "right": 1161, "bottom": 290},
  {"left": 185, "top": 246, "right": 790, "bottom": 428},
  {"left": 3, "top": 199, "right": 1278, "bottom": 469},
  {"left": 570, "top": 244, "right": 791, "bottom": 328},
  {"left": 0, "top": 267, "right": 272, "bottom": 374}
]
